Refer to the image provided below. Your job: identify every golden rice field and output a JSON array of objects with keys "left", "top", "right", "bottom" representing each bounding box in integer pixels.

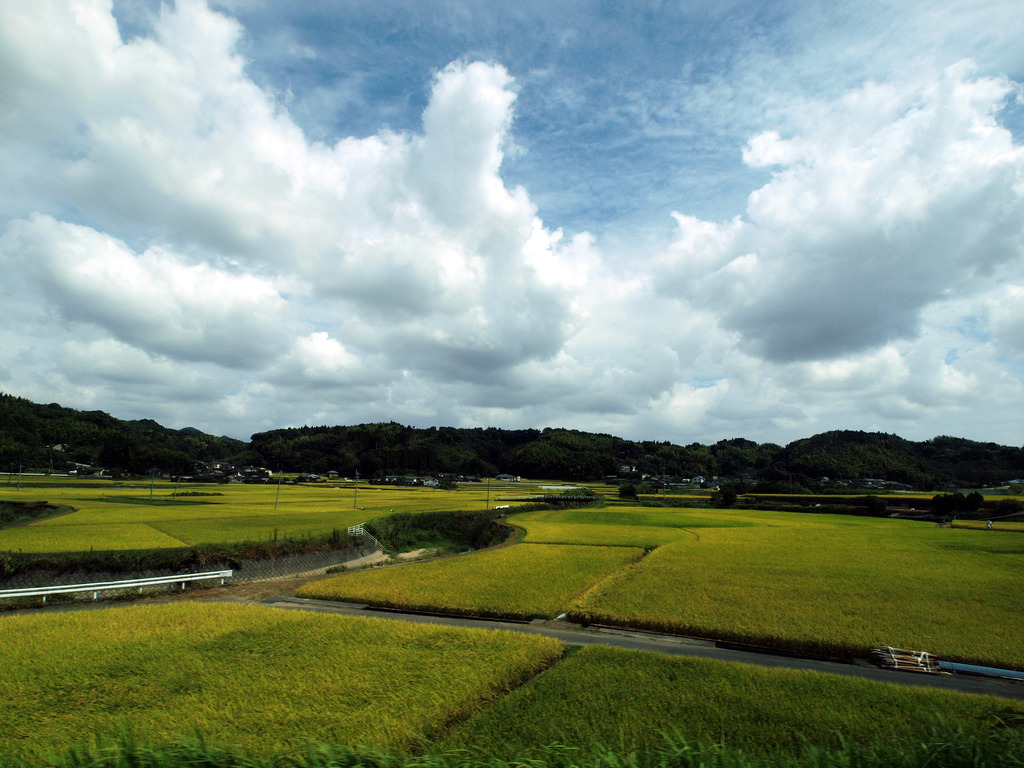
[
  {"left": 442, "top": 644, "right": 1024, "bottom": 759},
  {"left": 509, "top": 505, "right": 759, "bottom": 547},
  {"left": 5, "top": 476, "right": 1022, "bottom": 671},
  {"left": 298, "top": 504, "right": 1022, "bottom": 670},
  {"left": 0, "top": 477, "right": 535, "bottom": 552},
  {"left": 4, "top": 485, "right": 1024, "bottom": 765},
  {"left": 4, "top": 604, "right": 1022, "bottom": 765},
  {"left": 565, "top": 511, "right": 1024, "bottom": 669},
  {"left": 296, "top": 542, "right": 644, "bottom": 619},
  {"left": 0, "top": 602, "right": 564, "bottom": 759}
]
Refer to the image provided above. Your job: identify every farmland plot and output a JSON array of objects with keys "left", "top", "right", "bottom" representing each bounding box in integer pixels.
[
  {"left": 568, "top": 513, "right": 1024, "bottom": 669},
  {"left": 511, "top": 505, "right": 761, "bottom": 547},
  {"left": 0, "top": 603, "right": 563, "bottom": 759},
  {"left": 0, "top": 480, "right": 511, "bottom": 552},
  {"left": 443, "top": 644, "right": 1024, "bottom": 759},
  {"left": 297, "top": 542, "right": 644, "bottom": 619}
]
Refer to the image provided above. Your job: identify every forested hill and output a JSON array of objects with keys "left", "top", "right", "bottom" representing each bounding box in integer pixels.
[
  {"left": 2, "top": 393, "right": 1022, "bottom": 489},
  {"left": 0, "top": 394, "right": 245, "bottom": 476}
]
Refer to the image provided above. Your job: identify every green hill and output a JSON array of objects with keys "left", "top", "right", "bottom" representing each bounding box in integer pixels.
[{"left": 2, "top": 393, "right": 1021, "bottom": 489}]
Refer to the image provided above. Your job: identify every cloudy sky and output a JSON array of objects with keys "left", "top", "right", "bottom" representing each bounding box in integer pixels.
[{"left": 1, "top": 0, "right": 1023, "bottom": 446}]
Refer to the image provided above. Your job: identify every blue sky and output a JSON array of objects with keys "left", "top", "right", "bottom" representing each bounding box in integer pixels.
[{"left": 1, "top": 0, "right": 1023, "bottom": 448}]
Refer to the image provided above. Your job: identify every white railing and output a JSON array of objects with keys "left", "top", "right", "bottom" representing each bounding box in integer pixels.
[
  {"left": 0, "top": 570, "right": 233, "bottom": 604},
  {"left": 347, "top": 523, "right": 382, "bottom": 550}
]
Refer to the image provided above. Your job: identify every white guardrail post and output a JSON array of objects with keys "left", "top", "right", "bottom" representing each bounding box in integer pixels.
[
  {"left": 0, "top": 570, "right": 233, "bottom": 604},
  {"left": 347, "top": 523, "right": 382, "bottom": 550}
]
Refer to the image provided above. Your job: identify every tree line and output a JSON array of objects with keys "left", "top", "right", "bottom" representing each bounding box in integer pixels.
[{"left": 2, "top": 393, "right": 1022, "bottom": 490}]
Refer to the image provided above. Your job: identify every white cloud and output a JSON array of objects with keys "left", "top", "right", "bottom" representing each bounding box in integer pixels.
[
  {"left": 1, "top": 0, "right": 1023, "bottom": 447},
  {"left": 268, "top": 331, "right": 370, "bottom": 389},
  {"left": 55, "top": 338, "right": 215, "bottom": 395},
  {"left": 988, "top": 283, "right": 1024, "bottom": 354},
  {"left": 0, "top": 215, "right": 288, "bottom": 368},
  {"left": 661, "top": 61, "right": 1024, "bottom": 364},
  {"left": 0, "top": 0, "right": 574, "bottom": 397}
]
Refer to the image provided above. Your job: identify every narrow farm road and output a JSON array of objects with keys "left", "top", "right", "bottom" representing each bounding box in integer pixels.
[{"left": 262, "top": 595, "right": 1024, "bottom": 702}]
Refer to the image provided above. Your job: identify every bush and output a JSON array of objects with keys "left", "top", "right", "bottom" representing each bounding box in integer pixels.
[
  {"left": 364, "top": 510, "right": 506, "bottom": 553},
  {"left": 862, "top": 495, "right": 887, "bottom": 514},
  {"left": 562, "top": 486, "right": 596, "bottom": 497},
  {"left": 710, "top": 484, "right": 738, "bottom": 507},
  {"left": 996, "top": 498, "right": 1024, "bottom": 515}
]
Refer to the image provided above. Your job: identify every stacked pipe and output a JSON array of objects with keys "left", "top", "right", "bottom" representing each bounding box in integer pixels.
[{"left": 871, "top": 646, "right": 944, "bottom": 674}]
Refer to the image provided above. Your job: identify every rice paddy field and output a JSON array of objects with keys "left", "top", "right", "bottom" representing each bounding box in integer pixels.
[
  {"left": 510, "top": 505, "right": 758, "bottom": 546},
  {"left": 3, "top": 483, "right": 1024, "bottom": 766},
  {"left": 0, "top": 476, "right": 535, "bottom": 553},
  {"left": 304, "top": 504, "right": 1023, "bottom": 670},
  {"left": 563, "top": 511, "right": 1024, "bottom": 669},
  {"left": 4, "top": 479, "right": 1021, "bottom": 671},
  {"left": 2, "top": 604, "right": 1022, "bottom": 766},
  {"left": 442, "top": 644, "right": 1024, "bottom": 758},
  {"left": 296, "top": 542, "right": 644, "bottom": 619},
  {"left": 0, "top": 602, "right": 565, "bottom": 759}
]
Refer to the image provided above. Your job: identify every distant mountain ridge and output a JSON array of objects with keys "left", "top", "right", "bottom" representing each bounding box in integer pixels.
[{"left": 2, "top": 393, "right": 1021, "bottom": 489}]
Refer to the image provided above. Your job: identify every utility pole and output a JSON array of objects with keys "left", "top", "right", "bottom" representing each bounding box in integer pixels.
[
  {"left": 274, "top": 468, "right": 282, "bottom": 510},
  {"left": 485, "top": 477, "right": 491, "bottom": 511},
  {"left": 353, "top": 469, "right": 359, "bottom": 509}
]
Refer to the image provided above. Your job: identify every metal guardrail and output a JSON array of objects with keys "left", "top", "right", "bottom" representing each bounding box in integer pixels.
[
  {"left": 0, "top": 570, "right": 233, "bottom": 604},
  {"left": 347, "top": 523, "right": 382, "bottom": 550},
  {"left": 496, "top": 495, "right": 597, "bottom": 502}
]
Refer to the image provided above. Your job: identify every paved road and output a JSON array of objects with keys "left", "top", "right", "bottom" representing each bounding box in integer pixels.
[{"left": 265, "top": 596, "right": 1024, "bottom": 701}]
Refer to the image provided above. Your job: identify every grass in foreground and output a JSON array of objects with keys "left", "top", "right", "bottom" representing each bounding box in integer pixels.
[
  {"left": 442, "top": 645, "right": 1024, "bottom": 759},
  {"left": 0, "top": 603, "right": 564, "bottom": 759},
  {"left": 296, "top": 543, "right": 643, "bottom": 619},
  {"left": 4, "top": 729, "right": 1024, "bottom": 768}
]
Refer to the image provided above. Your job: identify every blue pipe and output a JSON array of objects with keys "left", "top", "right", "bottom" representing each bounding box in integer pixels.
[{"left": 938, "top": 661, "right": 1024, "bottom": 681}]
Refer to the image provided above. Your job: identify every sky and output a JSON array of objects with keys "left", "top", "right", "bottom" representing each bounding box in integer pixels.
[{"left": 1, "top": 1, "right": 1023, "bottom": 447}]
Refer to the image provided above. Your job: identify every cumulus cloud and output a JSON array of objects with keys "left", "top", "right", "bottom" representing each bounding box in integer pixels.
[
  {"left": 266, "top": 331, "right": 373, "bottom": 390},
  {"left": 1, "top": 0, "right": 1023, "bottom": 446},
  {"left": 661, "top": 61, "right": 1024, "bottom": 363},
  {"left": 0, "top": 215, "right": 288, "bottom": 368},
  {"left": 0, "top": 0, "right": 572, "bottom": 403},
  {"left": 987, "top": 283, "right": 1024, "bottom": 354},
  {"left": 57, "top": 338, "right": 211, "bottom": 393}
]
